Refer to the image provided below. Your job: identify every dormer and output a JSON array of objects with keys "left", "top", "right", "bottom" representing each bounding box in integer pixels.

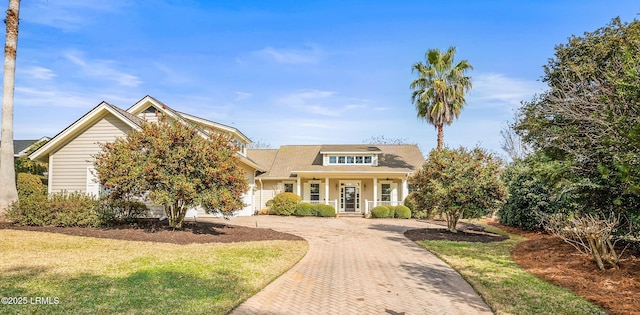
[{"left": 320, "top": 145, "right": 382, "bottom": 166}]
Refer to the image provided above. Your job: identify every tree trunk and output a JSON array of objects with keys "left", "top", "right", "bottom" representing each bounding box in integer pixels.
[
  {"left": 0, "top": 0, "right": 20, "bottom": 215},
  {"left": 447, "top": 212, "right": 458, "bottom": 233},
  {"left": 436, "top": 124, "right": 444, "bottom": 149}
]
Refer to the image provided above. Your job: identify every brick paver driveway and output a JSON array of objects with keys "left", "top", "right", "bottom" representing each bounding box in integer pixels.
[{"left": 225, "top": 216, "right": 493, "bottom": 315}]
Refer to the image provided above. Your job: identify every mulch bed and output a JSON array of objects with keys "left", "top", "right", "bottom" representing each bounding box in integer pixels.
[
  {"left": 405, "top": 219, "right": 640, "bottom": 315},
  {"left": 0, "top": 219, "right": 302, "bottom": 244},
  {"left": 489, "top": 221, "right": 640, "bottom": 315},
  {"left": 404, "top": 220, "right": 509, "bottom": 243},
  {"left": 404, "top": 228, "right": 509, "bottom": 243}
]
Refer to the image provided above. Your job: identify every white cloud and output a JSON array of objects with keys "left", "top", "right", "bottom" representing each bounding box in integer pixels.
[
  {"left": 15, "top": 87, "right": 99, "bottom": 108},
  {"left": 64, "top": 51, "right": 142, "bottom": 87},
  {"left": 253, "top": 45, "right": 323, "bottom": 65},
  {"left": 23, "top": 0, "right": 130, "bottom": 31},
  {"left": 277, "top": 89, "right": 368, "bottom": 117},
  {"left": 21, "top": 66, "right": 56, "bottom": 80},
  {"left": 469, "top": 73, "right": 546, "bottom": 110}
]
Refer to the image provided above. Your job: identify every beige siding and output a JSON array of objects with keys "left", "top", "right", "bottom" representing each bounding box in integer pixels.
[
  {"left": 50, "top": 114, "right": 132, "bottom": 193},
  {"left": 254, "top": 180, "right": 280, "bottom": 211}
]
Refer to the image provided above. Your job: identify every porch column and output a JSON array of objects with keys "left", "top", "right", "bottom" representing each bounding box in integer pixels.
[
  {"left": 402, "top": 177, "right": 409, "bottom": 202},
  {"left": 325, "top": 177, "right": 329, "bottom": 205},
  {"left": 373, "top": 177, "right": 378, "bottom": 207},
  {"left": 296, "top": 177, "right": 301, "bottom": 197}
]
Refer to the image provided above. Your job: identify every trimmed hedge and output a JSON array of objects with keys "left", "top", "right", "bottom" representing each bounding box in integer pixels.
[
  {"left": 313, "top": 204, "right": 336, "bottom": 217},
  {"left": 387, "top": 206, "right": 396, "bottom": 218},
  {"left": 269, "top": 192, "right": 302, "bottom": 216},
  {"left": 394, "top": 205, "right": 411, "bottom": 219},
  {"left": 7, "top": 191, "right": 100, "bottom": 227},
  {"left": 295, "top": 202, "right": 314, "bottom": 216},
  {"left": 371, "top": 206, "right": 390, "bottom": 218},
  {"left": 96, "top": 199, "right": 149, "bottom": 225}
]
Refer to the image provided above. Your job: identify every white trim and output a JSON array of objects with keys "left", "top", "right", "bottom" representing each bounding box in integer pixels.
[
  {"left": 29, "top": 102, "right": 142, "bottom": 162},
  {"left": 338, "top": 180, "right": 361, "bottom": 213},
  {"left": 47, "top": 154, "right": 53, "bottom": 194},
  {"left": 86, "top": 167, "right": 99, "bottom": 197}
]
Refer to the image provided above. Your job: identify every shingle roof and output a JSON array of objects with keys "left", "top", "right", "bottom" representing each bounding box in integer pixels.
[
  {"left": 319, "top": 145, "right": 382, "bottom": 154},
  {"left": 248, "top": 144, "right": 425, "bottom": 179},
  {"left": 0, "top": 139, "right": 48, "bottom": 156}
]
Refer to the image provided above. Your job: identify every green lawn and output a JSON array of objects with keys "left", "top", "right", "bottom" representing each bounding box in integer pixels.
[
  {"left": 415, "top": 223, "right": 607, "bottom": 315},
  {"left": 0, "top": 229, "right": 307, "bottom": 315}
]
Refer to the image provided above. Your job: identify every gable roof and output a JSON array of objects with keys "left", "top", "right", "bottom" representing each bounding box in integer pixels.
[
  {"left": 127, "top": 95, "right": 251, "bottom": 143},
  {"left": 29, "top": 102, "right": 143, "bottom": 162},
  {"left": 248, "top": 144, "right": 425, "bottom": 179},
  {"left": 28, "top": 96, "right": 265, "bottom": 172},
  {"left": 1, "top": 137, "right": 50, "bottom": 157}
]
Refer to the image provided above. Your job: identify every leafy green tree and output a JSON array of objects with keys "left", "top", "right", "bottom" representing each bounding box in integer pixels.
[
  {"left": 94, "top": 118, "right": 248, "bottom": 228},
  {"left": 410, "top": 46, "right": 473, "bottom": 149},
  {"left": 515, "top": 17, "right": 640, "bottom": 222},
  {"left": 409, "top": 147, "right": 505, "bottom": 232}
]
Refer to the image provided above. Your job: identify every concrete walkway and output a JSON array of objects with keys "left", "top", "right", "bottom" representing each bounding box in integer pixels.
[{"left": 224, "top": 216, "right": 493, "bottom": 315}]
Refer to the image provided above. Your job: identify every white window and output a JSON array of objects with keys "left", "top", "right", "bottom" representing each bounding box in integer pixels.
[
  {"left": 284, "top": 182, "right": 294, "bottom": 193},
  {"left": 310, "top": 183, "right": 320, "bottom": 201},
  {"left": 327, "top": 155, "right": 375, "bottom": 165},
  {"left": 381, "top": 184, "right": 392, "bottom": 201}
]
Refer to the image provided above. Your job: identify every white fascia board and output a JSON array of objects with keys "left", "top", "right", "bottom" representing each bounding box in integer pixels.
[
  {"left": 179, "top": 112, "right": 251, "bottom": 143},
  {"left": 320, "top": 151, "right": 382, "bottom": 155},
  {"left": 29, "top": 103, "right": 141, "bottom": 162}
]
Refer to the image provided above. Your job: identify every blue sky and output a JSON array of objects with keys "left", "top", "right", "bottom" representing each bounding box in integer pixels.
[{"left": 9, "top": 0, "right": 640, "bottom": 157}]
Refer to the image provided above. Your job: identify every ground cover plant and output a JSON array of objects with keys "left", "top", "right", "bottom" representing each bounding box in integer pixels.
[
  {"left": 407, "top": 221, "right": 608, "bottom": 315},
  {"left": 0, "top": 223, "right": 307, "bottom": 315}
]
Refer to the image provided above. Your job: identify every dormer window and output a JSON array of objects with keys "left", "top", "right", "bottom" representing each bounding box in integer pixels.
[
  {"left": 320, "top": 145, "right": 381, "bottom": 166},
  {"left": 326, "top": 154, "right": 376, "bottom": 165}
]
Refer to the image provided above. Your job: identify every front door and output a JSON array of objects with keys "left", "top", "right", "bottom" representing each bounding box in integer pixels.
[{"left": 344, "top": 187, "right": 356, "bottom": 212}]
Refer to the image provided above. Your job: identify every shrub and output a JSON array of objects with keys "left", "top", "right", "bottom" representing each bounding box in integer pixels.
[
  {"left": 498, "top": 161, "right": 574, "bottom": 231},
  {"left": 409, "top": 147, "right": 506, "bottom": 232},
  {"left": 371, "top": 206, "right": 390, "bottom": 218},
  {"left": 97, "top": 199, "right": 149, "bottom": 225},
  {"left": 269, "top": 192, "right": 301, "bottom": 216},
  {"left": 16, "top": 173, "right": 46, "bottom": 198},
  {"left": 404, "top": 193, "right": 416, "bottom": 211},
  {"left": 387, "top": 206, "right": 396, "bottom": 218},
  {"left": 404, "top": 193, "right": 430, "bottom": 219},
  {"left": 6, "top": 193, "right": 49, "bottom": 226},
  {"left": 295, "top": 202, "right": 314, "bottom": 216},
  {"left": 313, "top": 204, "right": 336, "bottom": 217},
  {"left": 7, "top": 191, "right": 100, "bottom": 227},
  {"left": 394, "top": 205, "right": 411, "bottom": 219},
  {"left": 48, "top": 192, "right": 100, "bottom": 227}
]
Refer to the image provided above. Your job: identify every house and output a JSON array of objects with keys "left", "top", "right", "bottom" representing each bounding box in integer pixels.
[
  {"left": 248, "top": 144, "right": 425, "bottom": 215},
  {"left": 29, "top": 95, "right": 426, "bottom": 217},
  {"left": 1, "top": 137, "right": 50, "bottom": 158},
  {"left": 29, "top": 95, "right": 264, "bottom": 217}
]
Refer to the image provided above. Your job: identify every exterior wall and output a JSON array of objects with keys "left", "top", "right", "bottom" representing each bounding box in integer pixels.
[
  {"left": 49, "top": 114, "right": 131, "bottom": 193},
  {"left": 253, "top": 179, "right": 280, "bottom": 212}
]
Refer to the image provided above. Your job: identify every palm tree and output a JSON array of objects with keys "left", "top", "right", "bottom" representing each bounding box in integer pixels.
[
  {"left": 410, "top": 46, "right": 472, "bottom": 149},
  {"left": 0, "top": 0, "right": 21, "bottom": 214}
]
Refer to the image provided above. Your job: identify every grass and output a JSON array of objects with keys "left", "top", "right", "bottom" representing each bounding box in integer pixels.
[
  {"left": 415, "top": 222, "right": 607, "bottom": 315},
  {"left": 0, "top": 229, "right": 307, "bottom": 315}
]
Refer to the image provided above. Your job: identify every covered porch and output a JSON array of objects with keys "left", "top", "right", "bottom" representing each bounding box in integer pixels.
[{"left": 291, "top": 172, "right": 411, "bottom": 215}]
